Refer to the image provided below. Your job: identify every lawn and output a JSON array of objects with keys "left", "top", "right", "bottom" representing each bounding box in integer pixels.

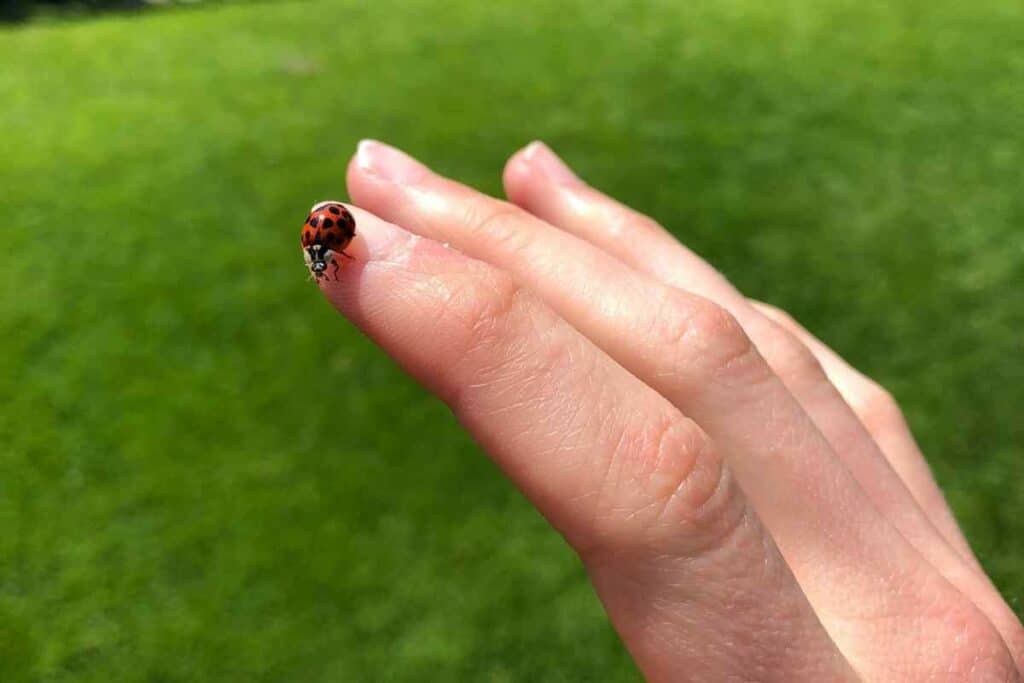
[{"left": 1, "top": 0, "right": 1022, "bottom": 680}]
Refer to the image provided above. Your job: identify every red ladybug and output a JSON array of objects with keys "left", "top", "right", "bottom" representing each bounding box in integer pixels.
[{"left": 301, "top": 201, "right": 356, "bottom": 280}]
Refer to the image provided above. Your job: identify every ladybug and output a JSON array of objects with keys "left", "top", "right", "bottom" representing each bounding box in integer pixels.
[{"left": 301, "top": 201, "right": 356, "bottom": 280}]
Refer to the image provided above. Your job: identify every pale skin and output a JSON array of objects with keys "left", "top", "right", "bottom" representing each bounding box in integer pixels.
[{"left": 314, "top": 139, "right": 1024, "bottom": 681}]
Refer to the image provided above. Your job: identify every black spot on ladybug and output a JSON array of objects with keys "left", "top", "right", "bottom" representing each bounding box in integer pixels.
[
  {"left": 310, "top": 216, "right": 320, "bottom": 228},
  {"left": 329, "top": 206, "right": 341, "bottom": 215},
  {"left": 322, "top": 218, "right": 334, "bottom": 229}
]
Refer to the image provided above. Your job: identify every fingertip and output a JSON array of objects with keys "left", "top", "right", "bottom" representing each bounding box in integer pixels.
[
  {"left": 525, "top": 141, "right": 579, "bottom": 184},
  {"left": 345, "top": 145, "right": 374, "bottom": 203},
  {"left": 313, "top": 205, "right": 445, "bottom": 322},
  {"left": 502, "top": 143, "right": 535, "bottom": 203},
  {"left": 351, "top": 139, "right": 430, "bottom": 185},
  {"left": 345, "top": 151, "right": 389, "bottom": 218},
  {"left": 314, "top": 204, "right": 461, "bottom": 290},
  {"left": 504, "top": 140, "right": 582, "bottom": 207},
  {"left": 347, "top": 139, "right": 435, "bottom": 221}
]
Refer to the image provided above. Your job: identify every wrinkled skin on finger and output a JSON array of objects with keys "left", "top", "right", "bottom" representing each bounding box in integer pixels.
[
  {"left": 318, "top": 208, "right": 855, "bottom": 681},
  {"left": 500, "top": 141, "right": 1024, "bottom": 665}
]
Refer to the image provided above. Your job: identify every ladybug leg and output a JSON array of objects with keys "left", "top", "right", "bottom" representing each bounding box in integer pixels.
[
  {"left": 338, "top": 249, "right": 355, "bottom": 260},
  {"left": 331, "top": 257, "right": 341, "bottom": 281}
]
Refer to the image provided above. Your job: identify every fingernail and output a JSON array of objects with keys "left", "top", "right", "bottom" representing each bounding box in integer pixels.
[
  {"left": 356, "top": 216, "right": 414, "bottom": 261},
  {"left": 356, "top": 139, "right": 429, "bottom": 185},
  {"left": 521, "top": 141, "right": 578, "bottom": 185},
  {"left": 331, "top": 205, "right": 414, "bottom": 262}
]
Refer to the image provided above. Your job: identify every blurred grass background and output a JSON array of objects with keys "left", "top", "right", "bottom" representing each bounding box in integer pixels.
[{"left": 1, "top": 0, "right": 1022, "bottom": 680}]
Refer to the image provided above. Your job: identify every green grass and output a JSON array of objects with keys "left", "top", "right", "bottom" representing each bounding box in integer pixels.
[{"left": 2, "top": 0, "right": 1023, "bottom": 679}]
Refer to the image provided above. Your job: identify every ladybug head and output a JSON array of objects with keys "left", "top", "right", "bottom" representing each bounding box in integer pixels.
[{"left": 306, "top": 243, "right": 329, "bottom": 272}]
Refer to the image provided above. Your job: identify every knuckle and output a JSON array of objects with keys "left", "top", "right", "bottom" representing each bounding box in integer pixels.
[
  {"left": 651, "top": 293, "right": 764, "bottom": 389},
  {"left": 765, "top": 330, "right": 828, "bottom": 387},
  {"left": 645, "top": 417, "right": 721, "bottom": 516},
  {"left": 681, "top": 299, "right": 754, "bottom": 369},
  {"left": 852, "top": 382, "right": 906, "bottom": 436},
  {"left": 650, "top": 293, "right": 739, "bottom": 351},
  {"left": 584, "top": 413, "right": 746, "bottom": 560},
  {"left": 434, "top": 269, "right": 528, "bottom": 370},
  {"left": 438, "top": 270, "right": 577, "bottom": 415},
  {"left": 645, "top": 422, "right": 746, "bottom": 554},
  {"left": 463, "top": 274, "right": 525, "bottom": 347},
  {"left": 461, "top": 196, "right": 531, "bottom": 255}
]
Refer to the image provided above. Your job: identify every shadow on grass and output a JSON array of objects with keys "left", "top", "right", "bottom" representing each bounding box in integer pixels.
[{"left": 1, "top": 0, "right": 147, "bottom": 22}]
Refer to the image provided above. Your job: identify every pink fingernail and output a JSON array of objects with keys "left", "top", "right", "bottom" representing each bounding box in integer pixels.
[
  {"left": 521, "top": 141, "right": 578, "bottom": 184},
  {"left": 356, "top": 219, "right": 411, "bottom": 260},
  {"left": 355, "top": 139, "right": 429, "bottom": 185},
  {"left": 337, "top": 205, "right": 416, "bottom": 262}
]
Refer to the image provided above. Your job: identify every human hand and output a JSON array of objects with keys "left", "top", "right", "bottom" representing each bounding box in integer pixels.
[{"left": 311, "top": 140, "right": 1023, "bottom": 681}]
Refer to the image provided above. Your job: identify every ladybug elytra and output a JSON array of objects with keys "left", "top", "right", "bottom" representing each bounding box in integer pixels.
[{"left": 301, "top": 201, "right": 356, "bottom": 280}]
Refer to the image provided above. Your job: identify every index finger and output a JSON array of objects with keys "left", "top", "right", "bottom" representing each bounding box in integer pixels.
[{"left": 315, "top": 204, "right": 855, "bottom": 681}]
